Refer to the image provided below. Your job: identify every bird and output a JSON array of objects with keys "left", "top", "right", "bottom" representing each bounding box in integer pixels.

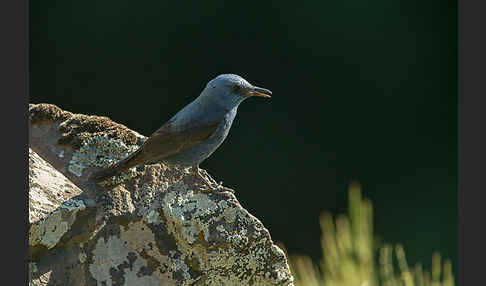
[{"left": 91, "top": 74, "right": 272, "bottom": 192}]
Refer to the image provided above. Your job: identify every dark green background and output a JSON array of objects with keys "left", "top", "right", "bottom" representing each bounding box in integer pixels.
[{"left": 30, "top": 0, "right": 457, "bottom": 273}]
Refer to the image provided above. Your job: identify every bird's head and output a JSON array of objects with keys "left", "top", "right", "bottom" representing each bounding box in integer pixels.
[{"left": 201, "top": 74, "right": 272, "bottom": 109}]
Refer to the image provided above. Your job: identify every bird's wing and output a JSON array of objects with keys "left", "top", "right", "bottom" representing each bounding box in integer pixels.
[{"left": 122, "top": 119, "right": 222, "bottom": 168}]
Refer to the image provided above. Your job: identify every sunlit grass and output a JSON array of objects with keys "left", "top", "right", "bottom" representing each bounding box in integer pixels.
[{"left": 281, "top": 182, "right": 454, "bottom": 286}]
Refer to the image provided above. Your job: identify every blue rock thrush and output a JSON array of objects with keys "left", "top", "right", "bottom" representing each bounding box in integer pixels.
[{"left": 92, "top": 74, "right": 272, "bottom": 192}]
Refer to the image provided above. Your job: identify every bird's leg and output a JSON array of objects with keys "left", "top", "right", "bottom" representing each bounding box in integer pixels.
[
  {"left": 198, "top": 168, "right": 219, "bottom": 186},
  {"left": 190, "top": 166, "right": 234, "bottom": 193},
  {"left": 191, "top": 166, "right": 213, "bottom": 189},
  {"left": 191, "top": 166, "right": 222, "bottom": 193},
  {"left": 198, "top": 168, "right": 235, "bottom": 194}
]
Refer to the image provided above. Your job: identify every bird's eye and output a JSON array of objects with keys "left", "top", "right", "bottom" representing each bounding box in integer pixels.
[{"left": 232, "top": 85, "right": 241, "bottom": 92}]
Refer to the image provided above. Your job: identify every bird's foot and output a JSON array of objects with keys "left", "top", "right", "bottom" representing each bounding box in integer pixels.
[
  {"left": 197, "top": 183, "right": 233, "bottom": 195},
  {"left": 191, "top": 166, "right": 234, "bottom": 194},
  {"left": 215, "top": 181, "right": 234, "bottom": 193}
]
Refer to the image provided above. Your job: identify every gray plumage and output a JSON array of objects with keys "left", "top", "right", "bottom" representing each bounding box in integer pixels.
[{"left": 92, "top": 74, "right": 272, "bottom": 183}]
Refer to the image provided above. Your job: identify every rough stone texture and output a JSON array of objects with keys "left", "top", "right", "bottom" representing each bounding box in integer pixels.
[
  {"left": 28, "top": 103, "right": 294, "bottom": 286},
  {"left": 29, "top": 148, "right": 84, "bottom": 224}
]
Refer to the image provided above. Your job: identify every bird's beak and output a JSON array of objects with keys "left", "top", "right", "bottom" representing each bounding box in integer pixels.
[{"left": 246, "top": 86, "right": 272, "bottom": 98}]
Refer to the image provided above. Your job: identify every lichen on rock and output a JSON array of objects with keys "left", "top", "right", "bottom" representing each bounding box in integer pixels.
[
  {"left": 28, "top": 103, "right": 294, "bottom": 286},
  {"left": 68, "top": 134, "right": 139, "bottom": 187}
]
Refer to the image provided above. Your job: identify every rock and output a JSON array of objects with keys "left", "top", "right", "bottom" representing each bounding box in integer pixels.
[{"left": 28, "top": 103, "right": 294, "bottom": 286}]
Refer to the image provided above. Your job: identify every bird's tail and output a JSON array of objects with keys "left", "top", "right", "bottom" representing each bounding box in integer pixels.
[{"left": 90, "top": 148, "right": 141, "bottom": 182}]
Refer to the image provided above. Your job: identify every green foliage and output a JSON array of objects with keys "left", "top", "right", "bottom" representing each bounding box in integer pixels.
[{"left": 284, "top": 183, "right": 454, "bottom": 286}]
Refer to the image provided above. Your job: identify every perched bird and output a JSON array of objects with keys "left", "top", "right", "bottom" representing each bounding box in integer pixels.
[{"left": 91, "top": 74, "right": 272, "bottom": 192}]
